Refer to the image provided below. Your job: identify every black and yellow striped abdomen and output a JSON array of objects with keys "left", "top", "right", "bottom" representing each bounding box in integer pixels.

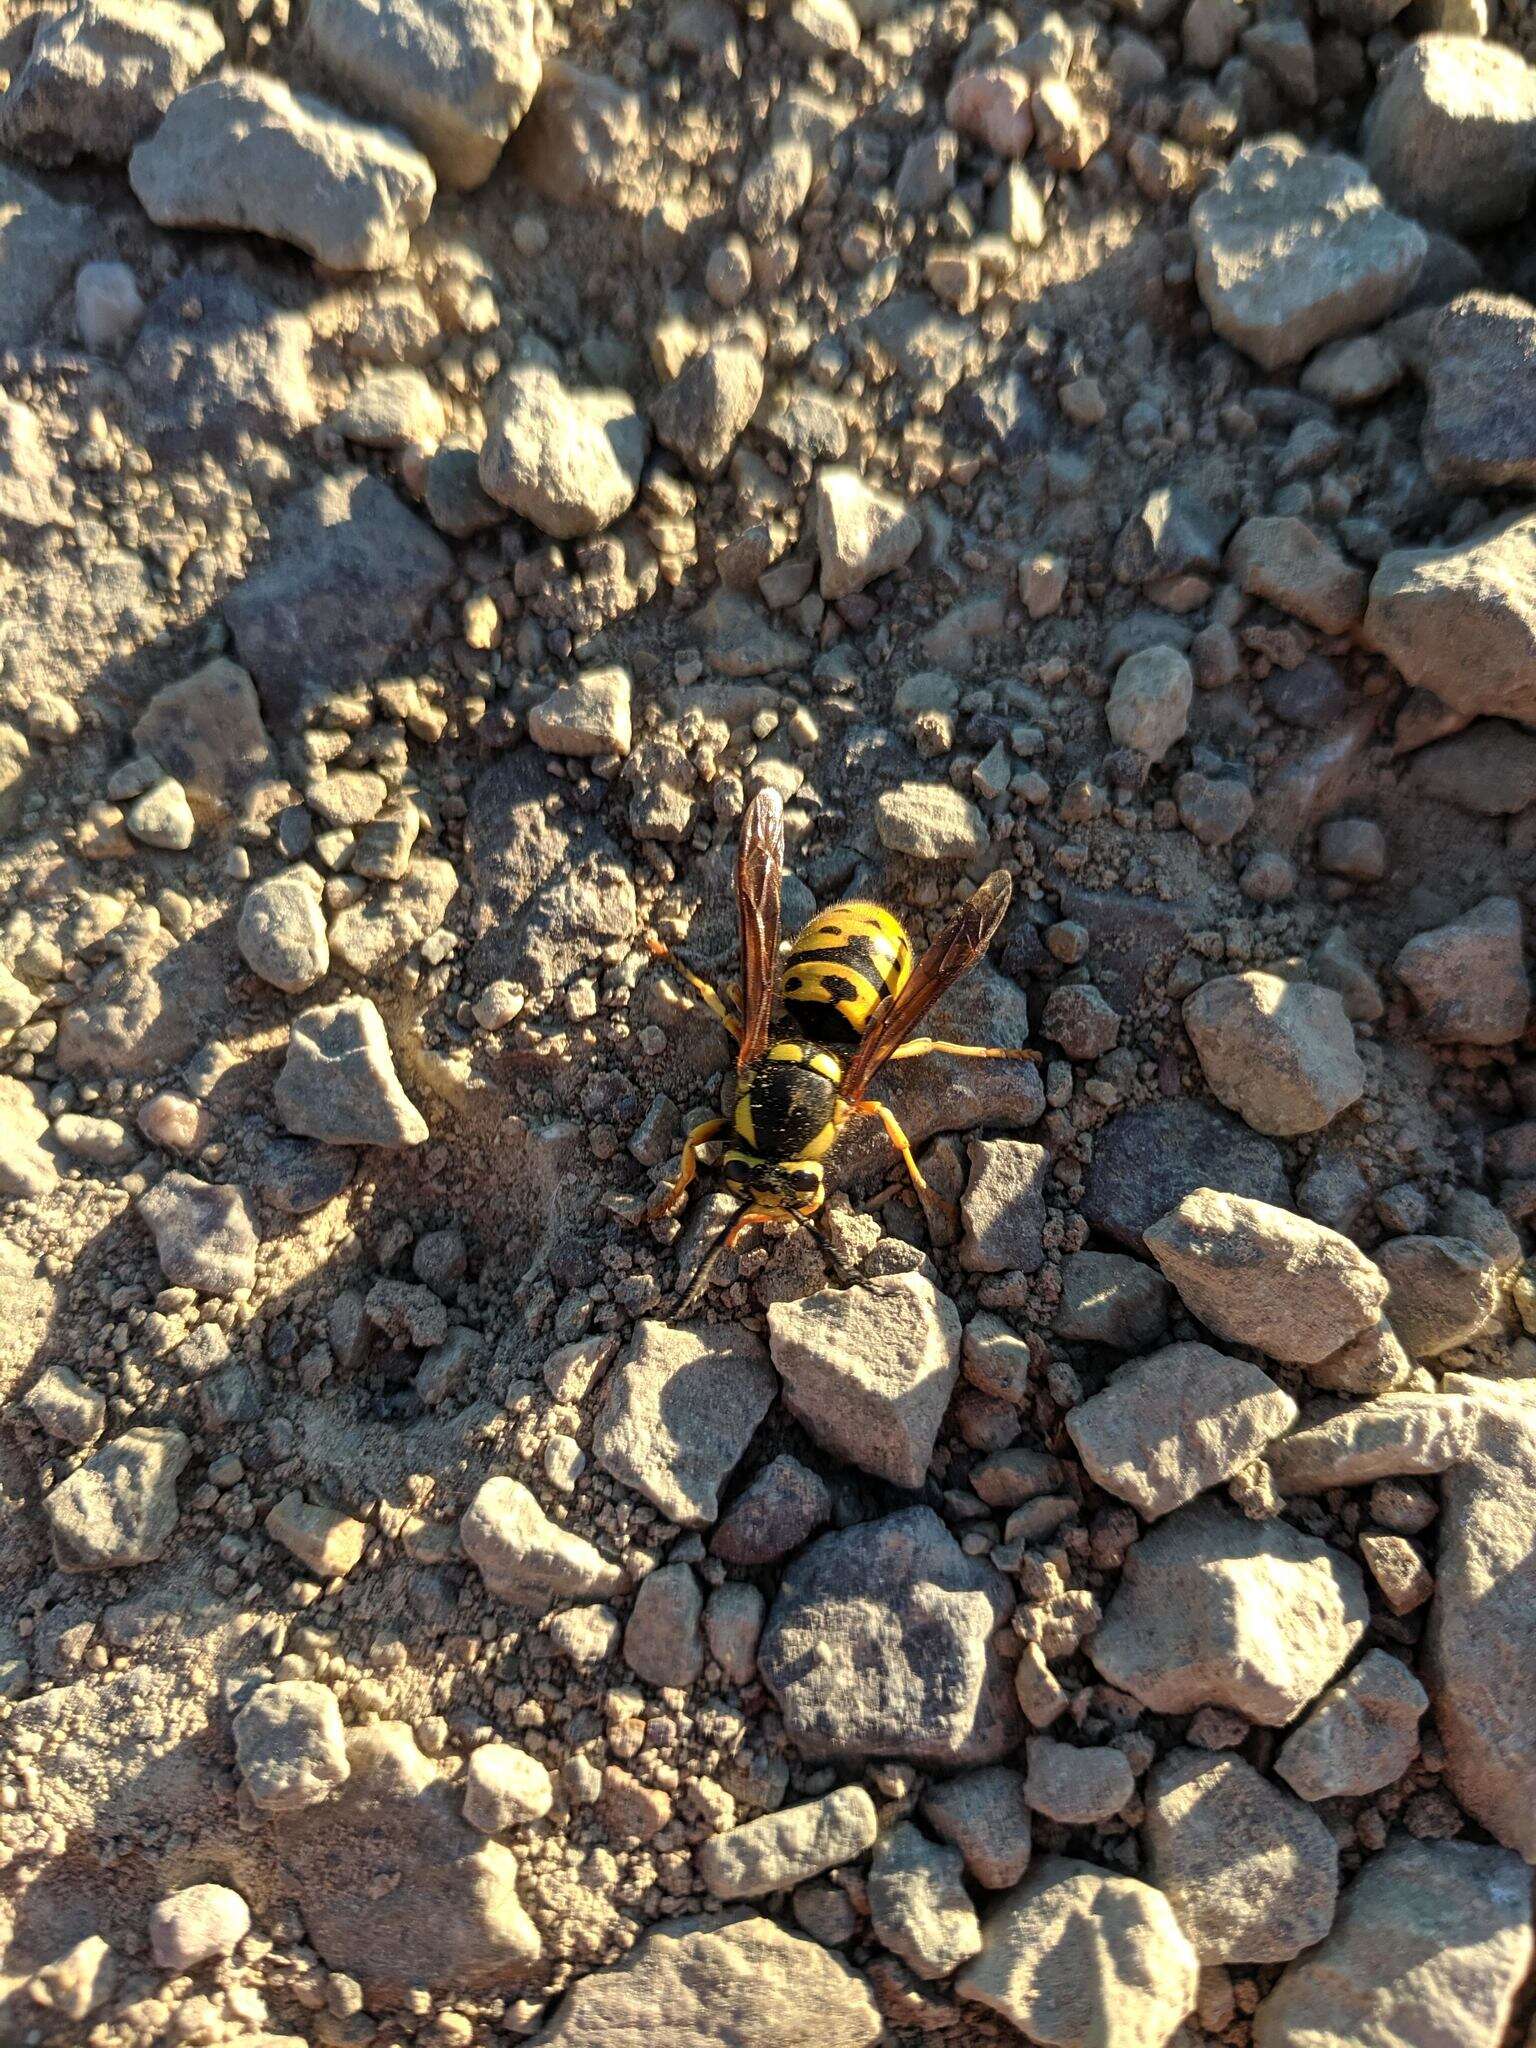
[{"left": 781, "top": 902, "right": 913, "bottom": 1045}]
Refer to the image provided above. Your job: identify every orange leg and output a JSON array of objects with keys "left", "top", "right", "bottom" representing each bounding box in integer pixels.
[
  {"left": 644, "top": 1116, "right": 726, "bottom": 1221},
  {"left": 724, "top": 1205, "right": 794, "bottom": 1252},
  {"left": 849, "top": 1097, "right": 961, "bottom": 1229},
  {"left": 645, "top": 934, "right": 741, "bottom": 1040},
  {"left": 886, "top": 1037, "right": 1040, "bottom": 1063}
]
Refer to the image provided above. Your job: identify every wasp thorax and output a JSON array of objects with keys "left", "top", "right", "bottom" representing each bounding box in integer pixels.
[{"left": 732, "top": 1042, "right": 843, "bottom": 1164}]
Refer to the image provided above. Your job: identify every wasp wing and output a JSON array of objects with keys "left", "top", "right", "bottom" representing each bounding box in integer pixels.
[
  {"left": 735, "top": 787, "right": 784, "bottom": 1071},
  {"left": 839, "top": 870, "right": 1015, "bottom": 1101}
]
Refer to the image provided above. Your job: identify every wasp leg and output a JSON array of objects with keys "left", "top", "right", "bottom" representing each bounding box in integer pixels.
[
  {"left": 803, "top": 1211, "right": 860, "bottom": 1289},
  {"left": 644, "top": 1115, "right": 727, "bottom": 1222},
  {"left": 848, "top": 1098, "right": 934, "bottom": 1200},
  {"left": 885, "top": 1037, "right": 1041, "bottom": 1063},
  {"left": 724, "top": 1205, "right": 791, "bottom": 1252},
  {"left": 644, "top": 934, "right": 742, "bottom": 1040}
]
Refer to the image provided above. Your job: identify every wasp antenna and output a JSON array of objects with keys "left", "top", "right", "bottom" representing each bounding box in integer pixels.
[
  {"left": 803, "top": 1211, "right": 861, "bottom": 1291},
  {"left": 672, "top": 1214, "right": 738, "bottom": 1320}
]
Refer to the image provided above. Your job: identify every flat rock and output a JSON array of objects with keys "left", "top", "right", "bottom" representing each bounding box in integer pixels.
[
  {"left": 1184, "top": 972, "right": 1363, "bottom": 1137},
  {"left": 1083, "top": 1101, "right": 1289, "bottom": 1250},
  {"left": 1364, "top": 511, "right": 1536, "bottom": 727},
  {"left": 1268, "top": 1393, "right": 1482, "bottom": 1495},
  {"left": 306, "top": 0, "right": 539, "bottom": 189},
  {"left": 1276, "top": 1649, "right": 1428, "bottom": 1801},
  {"left": 130, "top": 72, "right": 434, "bottom": 270},
  {"left": 595, "top": 1320, "right": 774, "bottom": 1528},
  {"left": 814, "top": 466, "right": 921, "bottom": 599},
  {"left": 0, "top": 163, "right": 96, "bottom": 347},
  {"left": 698, "top": 1785, "right": 878, "bottom": 1900},
  {"left": 868, "top": 1821, "right": 983, "bottom": 1980},
  {"left": 1394, "top": 896, "right": 1530, "bottom": 1044},
  {"left": 1190, "top": 135, "right": 1425, "bottom": 371},
  {"left": 276, "top": 997, "right": 428, "bottom": 1147},
  {"left": 1422, "top": 291, "right": 1536, "bottom": 490},
  {"left": 461, "top": 1476, "right": 624, "bottom": 1609},
  {"left": 921, "top": 1765, "right": 1032, "bottom": 1890},
  {"left": 1146, "top": 1189, "right": 1388, "bottom": 1365},
  {"left": 234, "top": 1678, "right": 351, "bottom": 1811},
  {"left": 479, "top": 363, "right": 647, "bottom": 538},
  {"left": 1363, "top": 35, "right": 1536, "bottom": 236},
  {"left": 44, "top": 1427, "right": 189, "bottom": 1571},
  {"left": 1024, "top": 1738, "right": 1135, "bottom": 1824},
  {"left": 1054, "top": 1250, "right": 1169, "bottom": 1350},
  {"left": 0, "top": 0, "right": 222, "bottom": 167},
  {"left": 137, "top": 1172, "right": 257, "bottom": 1295},
  {"left": 957, "top": 1856, "right": 1198, "bottom": 2048},
  {"left": 1409, "top": 719, "right": 1536, "bottom": 817},
  {"left": 875, "top": 781, "right": 990, "bottom": 860},
  {"left": 528, "top": 665, "right": 633, "bottom": 759},
  {"left": 1144, "top": 1747, "right": 1338, "bottom": 1962},
  {"left": 535, "top": 1911, "right": 881, "bottom": 2048},
  {"left": 961, "top": 1137, "right": 1049, "bottom": 1274},
  {"left": 1226, "top": 516, "right": 1368, "bottom": 635},
  {"left": 1252, "top": 1837, "right": 1532, "bottom": 2048},
  {"left": 1378, "top": 1233, "right": 1503, "bottom": 1357},
  {"left": 328, "top": 853, "right": 458, "bottom": 978},
  {"left": 759, "top": 1505, "right": 1022, "bottom": 1766},
  {"left": 766, "top": 1272, "right": 960, "bottom": 1490},
  {"left": 1090, "top": 1498, "right": 1369, "bottom": 1723},
  {"left": 1067, "top": 1342, "right": 1298, "bottom": 1520}
]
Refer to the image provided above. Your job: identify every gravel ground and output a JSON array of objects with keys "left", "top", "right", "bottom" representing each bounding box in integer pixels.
[{"left": 0, "top": 0, "right": 1535, "bottom": 2043}]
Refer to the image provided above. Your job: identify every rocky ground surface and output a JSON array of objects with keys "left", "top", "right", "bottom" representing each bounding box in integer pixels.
[{"left": 0, "top": 0, "right": 1535, "bottom": 2041}]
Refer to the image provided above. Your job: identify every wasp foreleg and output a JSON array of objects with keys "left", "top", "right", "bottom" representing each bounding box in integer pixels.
[
  {"left": 644, "top": 1115, "right": 727, "bottom": 1222},
  {"left": 885, "top": 1037, "right": 1041, "bottom": 1063},
  {"left": 644, "top": 934, "right": 743, "bottom": 1040}
]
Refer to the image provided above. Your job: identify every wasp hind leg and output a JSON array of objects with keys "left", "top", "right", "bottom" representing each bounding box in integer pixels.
[
  {"left": 885, "top": 1037, "right": 1041, "bottom": 1063},
  {"left": 644, "top": 935, "right": 742, "bottom": 1040},
  {"left": 644, "top": 1115, "right": 727, "bottom": 1222}
]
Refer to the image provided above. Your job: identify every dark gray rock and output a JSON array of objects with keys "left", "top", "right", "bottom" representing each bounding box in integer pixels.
[
  {"left": 1422, "top": 291, "right": 1536, "bottom": 490},
  {"left": 711, "top": 1456, "right": 831, "bottom": 1565},
  {"left": 1082, "top": 1100, "right": 1290, "bottom": 1250},
  {"left": 128, "top": 274, "right": 317, "bottom": 455}
]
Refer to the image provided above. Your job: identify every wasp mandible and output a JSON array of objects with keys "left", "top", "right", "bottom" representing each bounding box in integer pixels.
[{"left": 643, "top": 788, "right": 1039, "bottom": 1308}]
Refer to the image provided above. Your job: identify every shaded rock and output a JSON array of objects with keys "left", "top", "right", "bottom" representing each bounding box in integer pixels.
[
  {"left": 528, "top": 665, "right": 632, "bottom": 759},
  {"left": 132, "top": 657, "right": 274, "bottom": 822},
  {"left": 535, "top": 1912, "right": 881, "bottom": 2048},
  {"left": 1252, "top": 1837, "right": 1532, "bottom": 2048},
  {"left": 234, "top": 1678, "right": 351, "bottom": 1812},
  {"left": 1409, "top": 720, "right": 1536, "bottom": 817},
  {"left": 1024, "top": 1738, "right": 1135, "bottom": 1824},
  {"left": 767, "top": 1272, "right": 960, "bottom": 1490},
  {"left": 1226, "top": 516, "right": 1367, "bottom": 634},
  {"left": 814, "top": 467, "right": 921, "bottom": 599},
  {"left": 1106, "top": 646, "right": 1192, "bottom": 762},
  {"left": 921, "top": 1766, "right": 1032, "bottom": 1889},
  {"left": 699, "top": 1785, "right": 878, "bottom": 1900},
  {"left": 1146, "top": 1189, "right": 1388, "bottom": 1365},
  {"left": 1083, "top": 1101, "right": 1289, "bottom": 1250},
  {"left": 652, "top": 341, "right": 764, "bottom": 480},
  {"left": 130, "top": 72, "right": 435, "bottom": 270},
  {"left": 1363, "top": 510, "right": 1536, "bottom": 727},
  {"left": 958, "top": 1857, "right": 1198, "bottom": 2048},
  {"left": 868, "top": 1822, "right": 983, "bottom": 1979},
  {"left": 623, "top": 1561, "right": 704, "bottom": 1689},
  {"left": 759, "top": 1505, "right": 1021, "bottom": 1766},
  {"left": 462, "top": 1476, "right": 624, "bottom": 1608},
  {"left": 595, "top": 1320, "right": 775, "bottom": 1527},
  {"left": 479, "top": 363, "right": 647, "bottom": 538},
  {"left": 1144, "top": 1747, "right": 1338, "bottom": 1962},
  {"left": 1090, "top": 1499, "right": 1369, "bottom": 1723},
  {"left": 711, "top": 1455, "right": 830, "bottom": 1565},
  {"left": 0, "top": 0, "right": 222, "bottom": 167},
  {"left": 1423, "top": 291, "right": 1536, "bottom": 490},
  {"left": 1184, "top": 971, "right": 1364, "bottom": 1137},
  {"left": 306, "top": 0, "right": 539, "bottom": 189},
  {"left": 1362, "top": 35, "right": 1536, "bottom": 236},
  {"left": 1113, "top": 485, "right": 1232, "bottom": 585},
  {"left": 0, "top": 163, "right": 96, "bottom": 348},
  {"left": 1276, "top": 1649, "right": 1428, "bottom": 1800},
  {"left": 137, "top": 1172, "right": 256, "bottom": 1295},
  {"left": 1067, "top": 1342, "right": 1297, "bottom": 1520},
  {"left": 1190, "top": 135, "right": 1425, "bottom": 371},
  {"left": 960, "top": 1138, "right": 1048, "bottom": 1274},
  {"left": 1053, "top": 1250, "right": 1168, "bottom": 1350},
  {"left": 276, "top": 997, "right": 428, "bottom": 1147},
  {"left": 226, "top": 470, "right": 452, "bottom": 726},
  {"left": 1394, "top": 896, "right": 1530, "bottom": 1045},
  {"left": 44, "top": 1427, "right": 189, "bottom": 1571},
  {"left": 1377, "top": 1233, "right": 1502, "bottom": 1357}
]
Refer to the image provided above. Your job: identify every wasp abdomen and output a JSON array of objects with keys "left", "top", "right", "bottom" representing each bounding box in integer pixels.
[{"left": 781, "top": 902, "right": 913, "bottom": 1045}]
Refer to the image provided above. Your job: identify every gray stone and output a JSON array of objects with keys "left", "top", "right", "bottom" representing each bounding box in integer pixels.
[
  {"left": 333, "top": 365, "right": 445, "bottom": 448},
  {"left": 699, "top": 1786, "right": 879, "bottom": 1900},
  {"left": 1252, "top": 1837, "right": 1532, "bottom": 2048},
  {"left": 276, "top": 997, "right": 428, "bottom": 1148},
  {"left": 958, "top": 1857, "right": 1198, "bottom": 2048},
  {"left": 76, "top": 258, "right": 144, "bottom": 350},
  {"left": 1106, "top": 646, "right": 1193, "bottom": 762},
  {"left": 511, "top": 57, "right": 643, "bottom": 209},
  {"left": 704, "top": 1580, "right": 764, "bottom": 1686},
  {"left": 24, "top": 1363, "right": 106, "bottom": 1446},
  {"left": 1190, "top": 135, "right": 1426, "bottom": 370},
  {"left": 711, "top": 1455, "right": 830, "bottom": 1565},
  {"left": 766, "top": 1272, "right": 960, "bottom": 1490},
  {"left": 623, "top": 1561, "right": 704, "bottom": 1689},
  {"left": 814, "top": 467, "right": 921, "bottom": 599},
  {"left": 1145, "top": 1747, "right": 1338, "bottom": 1963},
  {"left": 132, "top": 658, "right": 274, "bottom": 822},
  {"left": 0, "top": 0, "right": 222, "bottom": 166},
  {"left": 1184, "top": 971, "right": 1364, "bottom": 1137},
  {"left": 1083, "top": 1100, "right": 1289, "bottom": 1250},
  {"left": 1112, "top": 485, "right": 1233, "bottom": 586},
  {"left": 528, "top": 665, "right": 632, "bottom": 759},
  {"left": 1409, "top": 720, "right": 1536, "bottom": 818},
  {"left": 1024, "top": 1738, "right": 1135, "bottom": 1824},
  {"left": 1146, "top": 1189, "right": 1388, "bottom": 1365},
  {"left": 875, "top": 782, "right": 990, "bottom": 861},
  {"left": 868, "top": 1822, "right": 983, "bottom": 1979},
  {"left": 238, "top": 872, "right": 329, "bottom": 994},
  {"left": 1267, "top": 1393, "right": 1480, "bottom": 1495},
  {"left": 1040, "top": 984, "right": 1120, "bottom": 1062},
  {"left": 1395, "top": 896, "right": 1530, "bottom": 1045},
  {"left": 129, "top": 72, "right": 435, "bottom": 271},
  {"left": 1067, "top": 1342, "right": 1298, "bottom": 1520},
  {"left": 328, "top": 853, "right": 458, "bottom": 979},
  {"left": 595, "top": 1320, "right": 775, "bottom": 1528},
  {"left": 535, "top": 1912, "right": 881, "bottom": 2048},
  {"left": 463, "top": 1742, "right": 553, "bottom": 1830},
  {"left": 1090, "top": 1499, "right": 1369, "bottom": 1723},
  {"left": 961, "top": 1138, "right": 1048, "bottom": 1274},
  {"left": 1053, "top": 1251, "right": 1168, "bottom": 1350},
  {"left": 921, "top": 1766, "right": 1032, "bottom": 1889},
  {"left": 1422, "top": 291, "right": 1536, "bottom": 490},
  {"left": 462, "top": 1476, "right": 624, "bottom": 1608},
  {"left": 137, "top": 1172, "right": 257, "bottom": 1295},
  {"left": 44, "top": 1427, "right": 189, "bottom": 1571},
  {"left": 306, "top": 0, "right": 539, "bottom": 189},
  {"left": 149, "top": 1883, "right": 251, "bottom": 1970},
  {"left": 1276, "top": 1649, "right": 1428, "bottom": 1800},
  {"left": 1226, "top": 516, "right": 1368, "bottom": 635},
  {"left": 652, "top": 341, "right": 764, "bottom": 480},
  {"left": 1363, "top": 35, "right": 1536, "bottom": 236},
  {"left": 1378, "top": 1233, "right": 1503, "bottom": 1357},
  {"left": 0, "top": 164, "right": 96, "bottom": 347},
  {"left": 759, "top": 1506, "right": 1022, "bottom": 1766},
  {"left": 479, "top": 363, "right": 647, "bottom": 538},
  {"left": 1364, "top": 511, "right": 1536, "bottom": 727}
]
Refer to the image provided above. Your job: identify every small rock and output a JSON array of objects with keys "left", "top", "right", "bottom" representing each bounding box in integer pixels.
[
  {"left": 1226, "top": 516, "right": 1367, "bottom": 634},
  {"left": 266, "top": 1489, "right": 367, "bottom": 1578},
  {"left": 1422, "top": 291, "right": 1536, "bottom": 490},
  {"left": 0, "top": 395, "right": 72, "bottom": 526},
  {"left": 1409, "top": 721, "right": 1536, "bottom": 819},
  {"left": 699, "top": 1785, "right": 879, "bottom": 1900},
  {"left": 26, "top": 1935, "right": 116, "bottom": 2020},
  {"left": 238, "top": 871, "right": 329, "bottom": 994},
  {"left": 125, "top": 777, "right": 195, "bottom": 851},
  {"left": 921, "top": 1766, "right": 1032, "bottom": 1889},
  {"left": 24, "top": 1363, "right": 106, "bottom": 1446},
  {"left": 1146, "top": 1188, "right": 1388, "bottom": 1365},
  {"left": 463, "top": 1743, "right": 554, "bottom": 1831},
  {"left": 711, "top": 1454, "right": 831, "bottom": 1565},
  {"left": 961, "top": 1138, "right": 1048, "bottom": 1274},
  {"left": 1084, "top": 1101, "right": 1289, "bottom": 1250},
  {"left": 623, "top": 1561, "right": 705, "bottom": 1689},
  {"left": 276, "top": 997, "right": 428, "bottom": 1147},
  {"left": 1053, "top": 1250, "right": 1168, "bottom": 1350},
  {"left": 137, "top": 1172, "right": 256, "bottom": 1295},
  {"left": 875, "top": 782, "right": 990, "bottom": 861},
  {"left": 1067, "top": 1341, "right": 1298, "bottom": 1519},
  {"left": 1395, "top": 896, "right": 1530, "bottom": 1045},
  {"left": 652, "top": 340, "right": 764, "bottom": 480},
  {"left": 1024, "top": 1738, "right": 1135, "bottom": 1824},
  {"left": 1183, "top": 971, "right": 1364, "bottom": 1137},
  {"left": 1276, "top": 1649, "right": 1428, "bottom": 1800},
  {"left": 0, "top": 164, "right": 95, "bottom": 350},
  {"left": 595, "top": 1319, "right": 776, "bottom": 1526},
  {"left": 479, "top": 363, "right": 647, "bottom": 538},
  {"left": 704, "top": 1579, "right": 763, "bottom": 1685},
  {"left": 814, "top": 467, "right": 921, "bottom": 599},
  {"left": 45, "top": 1427, "right": 189, "bottom": 1571},
  {"left": 0, "top": 0, "right": 222, "bottom": 167},
  {"left": 462, "top": 1476, "right": 625, "bottom": 1608},
  {"left": 1377, "top": 1234, "right": 1503, "bottom": 1357},
  {"left": 1106, "top": 646, "right": 1192, "bottom": 762},
  {"left": 132, "top": 657, "right": 273, "bottom": 821},
  {"left": 1362, "top": 35, "right": 1536, "bottom": 236},
  {"left": 945, "top": 65, "right": 1034, "bottom": 158},
  {"left": 1363, "top": 511, "right": 1536, "bottom": 727},
  {"left": 868, "top": 1822, "right": 983, "bottom": 1980},
  {"left": 528, "top": 665, "right": 633, "bottom": 758},
  {"left": 333, "top": 365, "right": 445, "bottom": 448},
  {"left": 149, "top": 1883, "right": 250, "bottom": 1972},
  {"left": 1362, "top": 1530, "right": 1434, "bottom": 1613},
  {"left": 1144, "top": 1747, "right": 1338, "bottom": 1962},
  {"left": 1041, "top": 984, "right": 1120, "bottom": 1062}
]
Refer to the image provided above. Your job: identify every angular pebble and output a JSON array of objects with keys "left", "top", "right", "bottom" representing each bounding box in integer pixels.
[
  {"left": 276, "top": 997, "right": 428, "bottom": 1147},
  {"left": 1184, "top": 971, "right": 1364, "bottom": 1137},
  {"left": 1364, "top": 511, "right": 1536, "bottom": 727},
  {"left": 1394, "top": 896, "right": 1530, "bottom": 1046},
  {"left": 149, "top": 1883, "right": 250, "bottom": 1971},
  {"left": 461, "top": 1476, "right": 625, "bottom": 1608},
  {"left": 1276, "top": 1649, "right": 1428, "bottom": 1800},
  {"left": 595, "top": 1319, "right": 775, "bottom": 1527},
  {"left": 868, "top": 1822, "right": 983, "bottom": 1980},
  {"left": 479, "top": 363, "right": 647, "bottom": 538},
  {"left": 814, "top": 466, "right": 921, "bottom": 599},
  {"left": 921, "top": 1765, "right": 1032, "bottom": 1889},
  {"left": 699, "top": 1785, "right": 879, "bottom": 1901},
  {"left": 1083, "top": 1100, "right": 1289, "bottom": 1250},
  {"left": 45, "top": 1427, "right": 189, "bottom": 1571}
]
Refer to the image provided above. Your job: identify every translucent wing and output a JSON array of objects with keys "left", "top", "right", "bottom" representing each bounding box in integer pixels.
[
  {"left": 735, "top": 787, "right": 784, "bottom": 1071},
  {"left": 840, "top": 870, "right": 1014, "bottom": 1100}
]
